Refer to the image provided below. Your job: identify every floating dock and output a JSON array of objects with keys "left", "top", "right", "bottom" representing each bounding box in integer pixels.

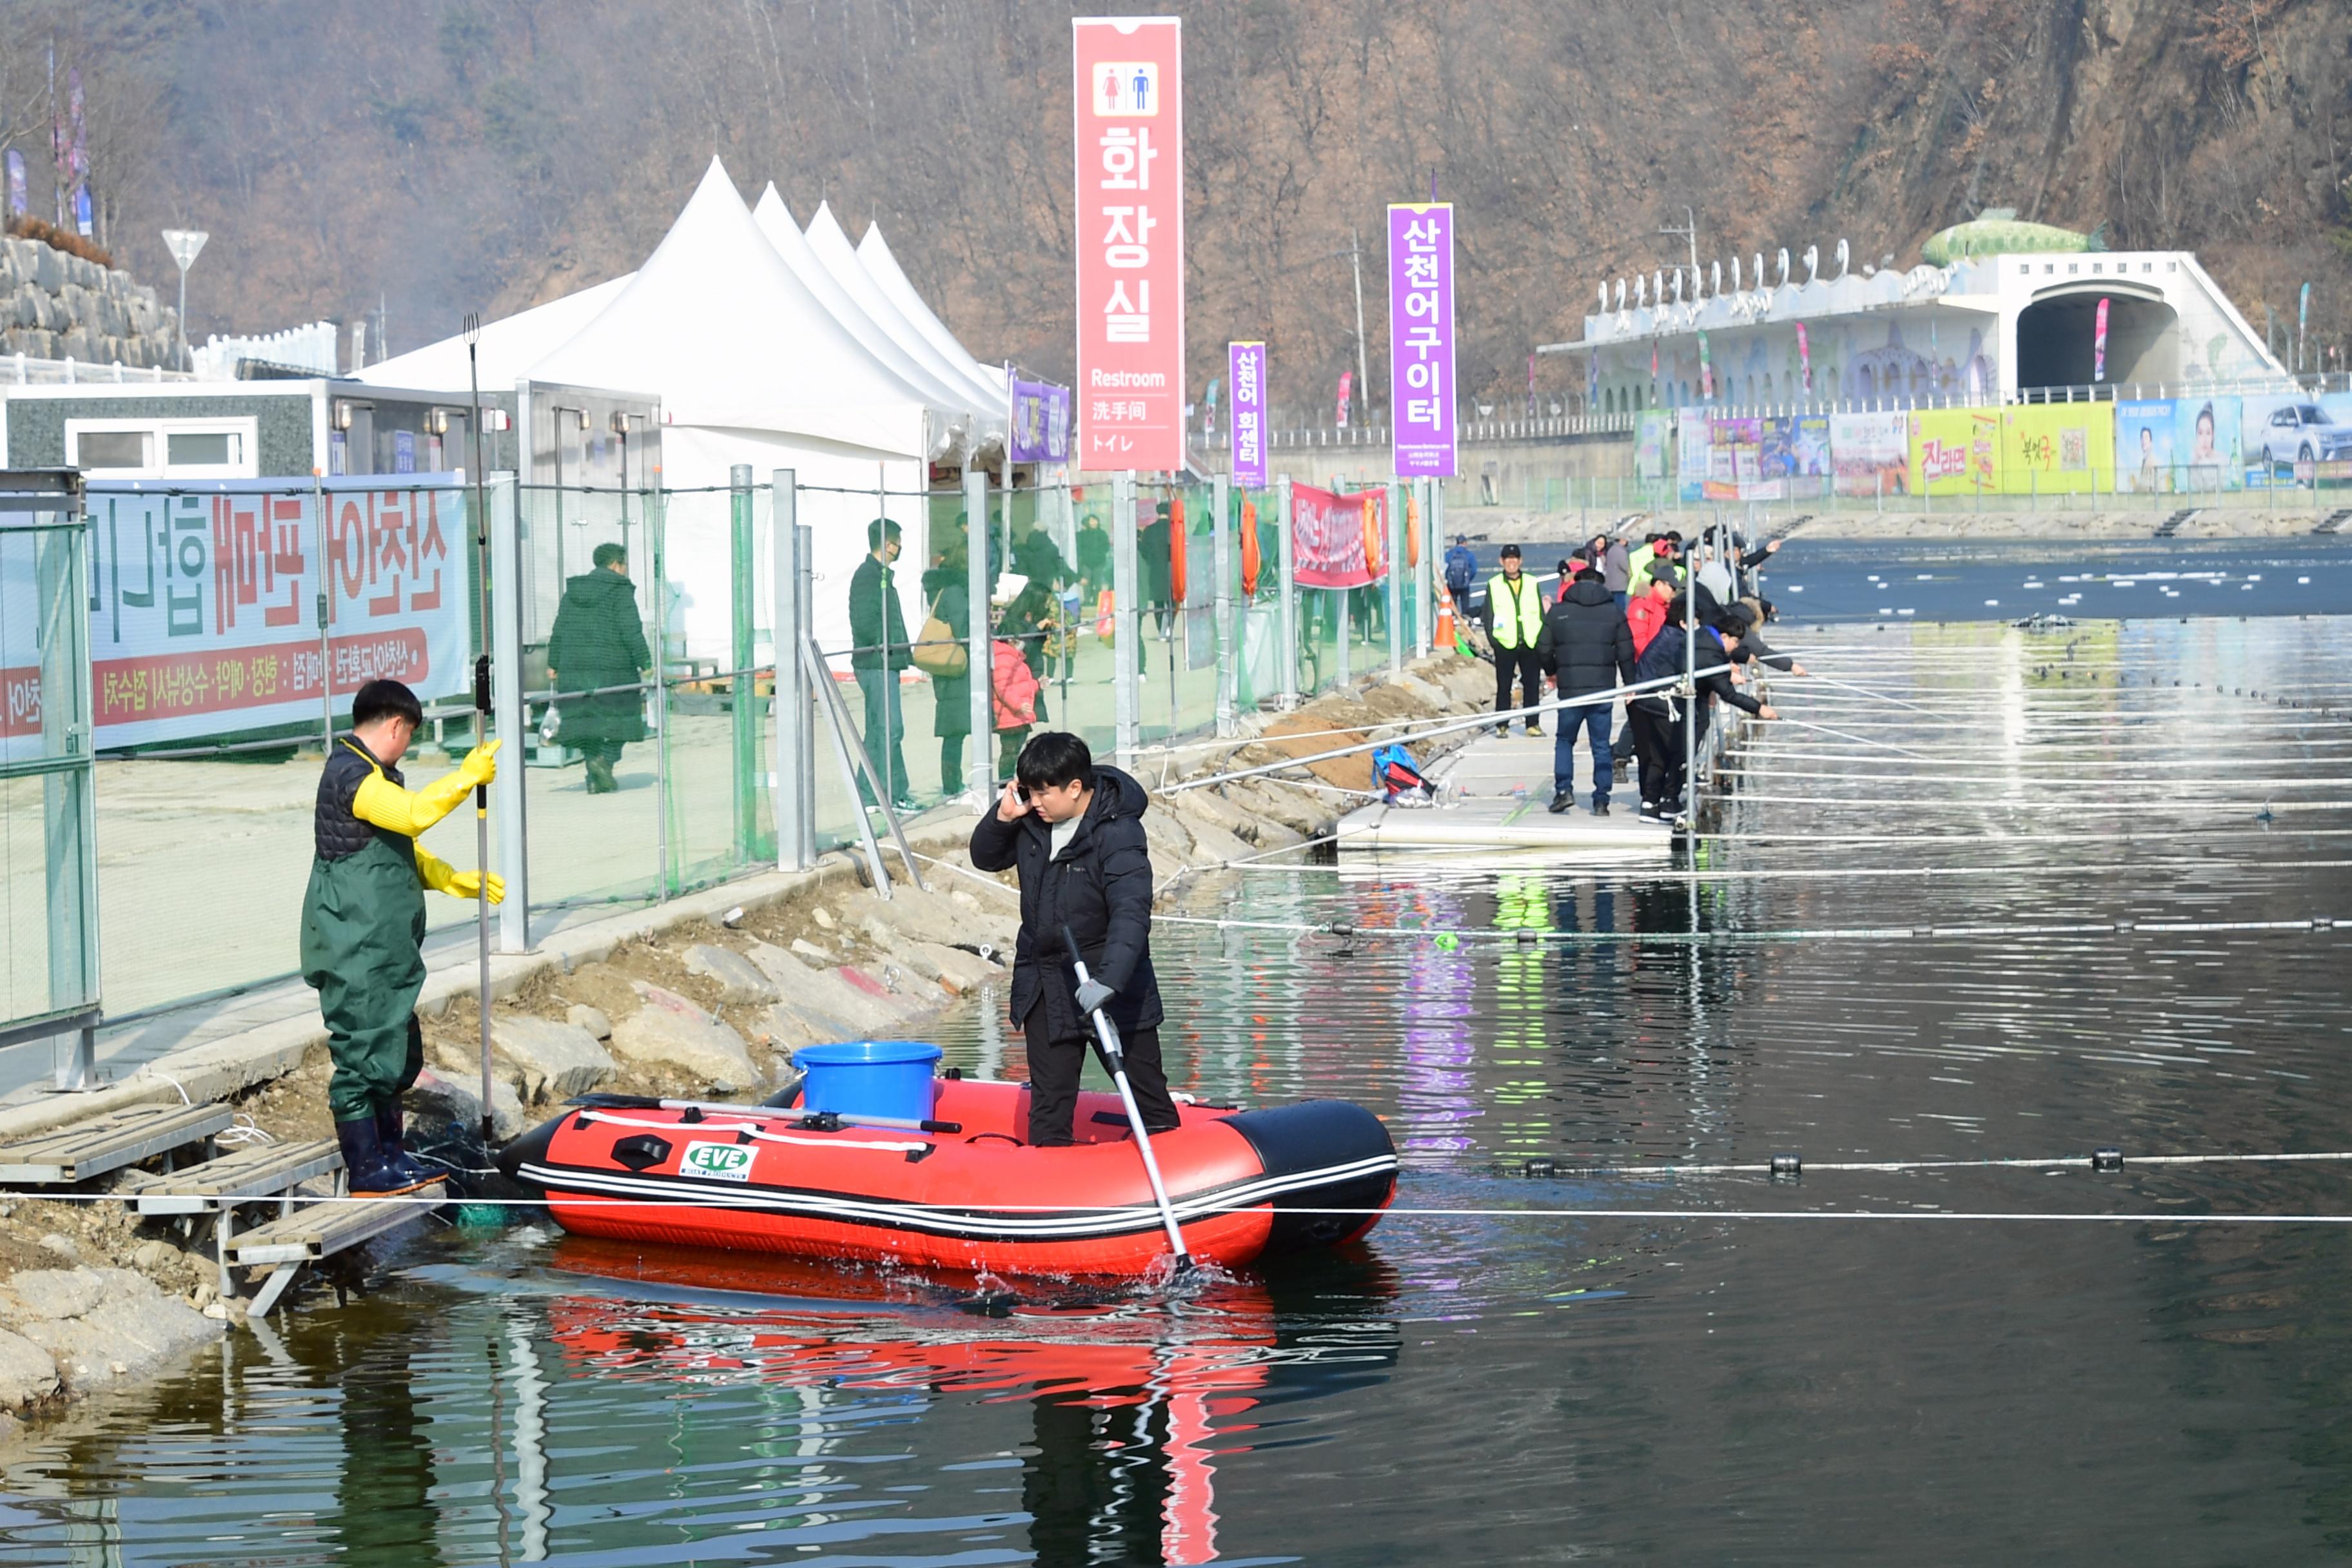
[{"left": 1335, "top": 727, "right": 1674, "bottom": 858}]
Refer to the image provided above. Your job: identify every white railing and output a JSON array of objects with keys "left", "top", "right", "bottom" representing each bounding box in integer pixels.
[{"left": 3, "top": 352, "right": 193, "bottom": 386}]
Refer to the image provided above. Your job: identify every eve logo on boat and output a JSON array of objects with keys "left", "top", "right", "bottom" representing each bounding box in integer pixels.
[{"left": 678, "top": 1141, "right": 754, "bottom": 1183}]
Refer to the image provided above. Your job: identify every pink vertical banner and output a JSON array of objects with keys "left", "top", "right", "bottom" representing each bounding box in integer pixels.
[
  {"left": 1796, "top": 322, "right": 1812, "bottom": 393},
  {"left": 1228, "top": 341, "right": 1268, "bottom": 487},
  {"left": 2093, "top": 297, "right": 2110, "bottom": 382},
  {"left": 1072, "top": 16, "right": 1185, "bottom": 472},
  {"left": 1336, "top": 369, "right": 1352, "bottom": 427},
  {"left": 1388, "top": 202, "right": 1456, "bottom": 476}
]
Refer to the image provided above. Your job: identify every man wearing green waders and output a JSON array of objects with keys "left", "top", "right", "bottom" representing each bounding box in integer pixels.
[{"left": 300, "top": 679, "right": 503, "bottom": 1194}]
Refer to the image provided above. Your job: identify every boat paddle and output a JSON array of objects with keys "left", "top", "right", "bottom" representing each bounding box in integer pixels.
[{"left": 1063, "top": 925, "right": 1194, "bottom": 1273}]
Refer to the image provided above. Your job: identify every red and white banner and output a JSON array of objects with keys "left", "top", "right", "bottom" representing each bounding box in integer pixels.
[
  {"left": 1072, "top": 16, "right": 1184, "bottom": 473},
  {"left": 1289, "top": 483, "right": 1387, "bottom": 590}
]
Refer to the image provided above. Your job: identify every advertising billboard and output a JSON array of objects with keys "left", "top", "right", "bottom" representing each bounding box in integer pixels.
[
  {"left": 2115, "top": 399, "right": 2176, "bottom": 493},
  {"left": 1909, "top": 409, "right": 1998, "bottom": 496},
  {"left": 77, "top": 478, "right": 470, "bottom": 749},
  {"left": 1999, "top": 405, "right": 2112, "bottom": 496},
  {"left": 1830, "top": 411, "right": 1908, "bottom": 497},
  {"left": 1072, "top": 16, "right": 1186, "bottom": 472}
]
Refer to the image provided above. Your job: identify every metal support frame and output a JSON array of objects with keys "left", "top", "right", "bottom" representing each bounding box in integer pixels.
[
  {"left": 1275, "top": 476, "right": 1298, "bottom": 708},
  {"left": 965, "top": 466, "right": 992, "bottom": 801},
  {"left": 648, "top": 487, "right": 671, "bottom": 899},
  {"left": 1112, "top": 472, "right": 1140, "bottom": 762},
  {"left": 729, "top": 466, "right": 762, "bottom": 863},
  {"left": 0, "top": 475, "right": 101, "bottom": 1090},
  {"left": 770, "top": 473, "right": 810, "bottom": 871},
  {"left": 1211, "top": 473, "right": 1235, "bottom": 736},
  {"left": 801, "top": 638, "right": 926, "bottom": 896},
  {"left": 793, "top": 518, "right": 818, "bottom": 867}
]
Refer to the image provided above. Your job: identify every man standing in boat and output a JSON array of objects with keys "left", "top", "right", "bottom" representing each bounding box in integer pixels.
[{"left": 968, "top": 731, "right": 1181, "bottom": 1147}]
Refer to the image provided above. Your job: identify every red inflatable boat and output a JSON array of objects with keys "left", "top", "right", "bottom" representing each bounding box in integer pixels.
[{"left": 499, "top": 1077, "right": 1398, "bottom": 1278}]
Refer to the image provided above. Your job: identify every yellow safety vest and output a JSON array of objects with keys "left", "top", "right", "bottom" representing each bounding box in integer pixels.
[{"left": 1487, "top": 572, "right": 1544, "bottom": 649}]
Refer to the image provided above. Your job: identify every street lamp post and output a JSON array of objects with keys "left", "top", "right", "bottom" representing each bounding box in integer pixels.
[{"left": 160, "top": 229, "right": 208, "bottom": 373}]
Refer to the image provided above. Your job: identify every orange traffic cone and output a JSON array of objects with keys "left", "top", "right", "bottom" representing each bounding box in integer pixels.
[{"left": 1435, "top": 584, "right": 1458, "bottom": 652}]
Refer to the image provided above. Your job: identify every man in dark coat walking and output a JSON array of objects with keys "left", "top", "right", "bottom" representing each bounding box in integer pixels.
[
  {"left": 1534, "top": 558, "right": 1634, "bottom": 814},
  {"left": 848, "top": 516, "right": 914, "bottom": 808},
  {"left": 545, "top": 542, "right": 652, "bottom": 793},
  {"left": 968, "top": 730, "right": 1179, "bottom": 1148}
]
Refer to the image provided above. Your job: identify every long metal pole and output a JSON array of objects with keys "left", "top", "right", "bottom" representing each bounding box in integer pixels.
[
  {"left": 1112, "top": 472, "right": 1139, "bottom": 764},
  {"left": 770, "top": 471, "right": 808, "bottom": 870},
  {"left": 650, "top": 484, "right": 669, "bottom": 899},
  {"left": 964, "top": 466, "right": 990, "bottom": 799},
  {"left": 794, "top": 517, "right": 818, "bottom": 866},
  {"left": 489, "top": 476, "right": 529, "bottom": 951},
  {"left": 1682, "top": 580, "right": 1697, "bottom": 829},
  {"left": 1275, "top": 476, "right": 1297, "bottom": 707},
  {"left": 1385, "top": 480, "right": 1403, "bottom": 676},
  {"left": 1351, "top": 230, "right": 1372, "bottom": 432},
  {"left": 729, "top": 464, "right": 758, "bottom": 861},
  {"left": 1211, "top": 473, "right": 1235, "bottom": 736},
  {"left": 465, "top": 333, "right": 495, "bottom": 1148}
]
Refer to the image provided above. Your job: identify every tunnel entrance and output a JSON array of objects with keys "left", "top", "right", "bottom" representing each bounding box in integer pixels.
[{"left": 2015, "top": 288, "right": 2178, "bottom": 391}]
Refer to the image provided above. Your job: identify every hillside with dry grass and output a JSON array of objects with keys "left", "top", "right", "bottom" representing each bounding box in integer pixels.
[{"left": 28, "top": 0, "right": 2351, "bottom": 415}]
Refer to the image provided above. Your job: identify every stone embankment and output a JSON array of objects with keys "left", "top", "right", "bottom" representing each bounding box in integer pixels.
[
  {"left": 0, "top": 652, "right": 1495, "bottom": 1433},
  {"left": 0, "top": 235, "right": 180, "bottom": 368}
]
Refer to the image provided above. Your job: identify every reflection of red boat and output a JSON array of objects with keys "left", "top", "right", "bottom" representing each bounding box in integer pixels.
[
  {"left": 500, "top": 1078, "right": 1397, "bottom": 1278},
  {"left": 544, "top": 1239, "right": 1402, "bottom": 1565}
]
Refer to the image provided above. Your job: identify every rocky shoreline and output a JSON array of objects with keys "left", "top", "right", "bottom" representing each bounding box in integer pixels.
[{"left": 0, "top": 652, "right": 1497, "bottom": 1434}]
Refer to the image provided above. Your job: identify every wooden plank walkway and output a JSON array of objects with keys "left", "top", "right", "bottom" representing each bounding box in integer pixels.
[
  {"left": 1337, "top": 727, "right": 1674, "bottom": 858},
  {"left": 228, "top": 1179, "right": 447, "bottom": 1315},
  {"left": 118, "top": 1138, "right": 342, "bottom": 1213},
  {"left": 0, "top": 1101, "right": 235, "bottom": 1184}
]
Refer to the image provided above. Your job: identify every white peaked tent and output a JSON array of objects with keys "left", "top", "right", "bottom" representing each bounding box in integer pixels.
[
  {"left": 352, "top": 273, "right": 635, "bottom": 393},
  {"left": 856, "top": 222, "right": 1014, "bottom": 415},
  {"left": 807, "top": 202, "right": 1010, "bottom": 421},
  {"left": 525, "top": 157, "right": 950, "bottom": 661},
  {"left": 750, "top": 183, "right": 990, "bottom": 427}
]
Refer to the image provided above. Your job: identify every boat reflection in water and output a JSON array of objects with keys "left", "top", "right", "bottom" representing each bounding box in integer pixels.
[{"left": 545, "top": 1236, "right": 1403, "bottom": 1564}]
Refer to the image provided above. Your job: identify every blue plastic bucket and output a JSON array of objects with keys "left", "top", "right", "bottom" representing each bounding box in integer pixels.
[{"left": 794, "top": 1040, "right": 943, "bottom": 1122}]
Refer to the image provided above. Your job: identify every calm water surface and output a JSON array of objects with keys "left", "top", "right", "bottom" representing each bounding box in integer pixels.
[{"left": 5, "top": 611, "right": 2352, "bottom": 1564}]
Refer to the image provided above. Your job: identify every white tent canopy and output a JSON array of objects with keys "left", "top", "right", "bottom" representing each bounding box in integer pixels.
[
  {"left": 856, "top": 222, "right": 1013, "bottom": 415},
  {"left": 528, "top": 157, "right": 960, "bottom": 458},
  {"left": 522, "top": 157, "right": 941, "bottom": 662},
  {"left": 807, "top": 201, "right": 1009, "bottom": 420},
  {"left": 352, "top": 273, "right": 634, "bottom": 393},
  {"left": 750, "top": 183, "right": 991, "bottom": 426}
]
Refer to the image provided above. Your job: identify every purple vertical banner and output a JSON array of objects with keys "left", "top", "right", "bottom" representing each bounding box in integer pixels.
[
  {"left": 1007, "top": 378, "right": 1072, "bottom": 464},
  {"left": 1388, "top": 202, "right": 1456, "bottom": 477},
  {"left": 1228, "top": 340, "right": 1268, "bottom": 487},
  {"left": 4, "top": 152, "right": 23, "bottom": 218}
]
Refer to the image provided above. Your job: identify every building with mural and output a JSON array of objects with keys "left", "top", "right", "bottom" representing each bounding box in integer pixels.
[{"left": 1542, "top": 220, "right": 2337, "bottom": 500}]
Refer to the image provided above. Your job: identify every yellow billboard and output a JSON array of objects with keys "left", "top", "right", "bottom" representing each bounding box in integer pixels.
[
  {"left": 1908, "top": 409, "right": 1999, "bottom": 496},
  {"left": 1999, "top": 405, "right": 2113, "bottom": 495}
]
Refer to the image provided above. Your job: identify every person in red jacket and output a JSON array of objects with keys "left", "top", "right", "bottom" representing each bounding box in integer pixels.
[{"left": 1627, "top": 564, "right": 1680, "bottom": 657}]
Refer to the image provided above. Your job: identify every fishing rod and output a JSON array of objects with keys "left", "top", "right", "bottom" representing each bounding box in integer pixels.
[{"left": 1064, "top": 925, "right": 1192, "bottom": 1272}]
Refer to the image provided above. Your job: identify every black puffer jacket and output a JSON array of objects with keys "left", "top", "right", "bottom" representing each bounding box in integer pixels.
[
  {"left": 968, "top": 765, "right": 1163, "bottom": 1034},
  {"left": 1533, "top": 576, "right": 1635, "bottom": 700}
]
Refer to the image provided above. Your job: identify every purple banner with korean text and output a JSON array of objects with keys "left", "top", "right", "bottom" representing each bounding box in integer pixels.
[
  {"left": 1228, "top": 341, "right": 1268, "bottom": 487},
  {"left": 1008, "top": 378, "right": 1071, "bottom": 465},
  {"left": 1387, "top": 202, "right": 1456, "bottom": 478}
]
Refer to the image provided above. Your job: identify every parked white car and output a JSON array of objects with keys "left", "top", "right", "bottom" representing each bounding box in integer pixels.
[{"left": 2259, "top": 403, "right": 2352, "bottom": 467}]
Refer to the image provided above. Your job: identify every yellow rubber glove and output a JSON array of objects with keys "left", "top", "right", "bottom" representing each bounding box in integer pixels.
[
  {"left": 415, "top": 845, "right": 506, "bottom": 903},
  {"left": 351, "top": 738, "right": 501, "bottom": 837}
]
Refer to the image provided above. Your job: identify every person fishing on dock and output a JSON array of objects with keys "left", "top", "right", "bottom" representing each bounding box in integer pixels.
[
  {"left": 1536, "top": 557, "right": 1634, "bottom": 817},
  {"left": 300, "top": 678, "right": 503, "bottom": 1195},
  {"left": 968, "top": 730, "right": 1180, "bottom": 1148},
  {"left": 1628, "top": 600, "right": 1777, "bottom": 821}
]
